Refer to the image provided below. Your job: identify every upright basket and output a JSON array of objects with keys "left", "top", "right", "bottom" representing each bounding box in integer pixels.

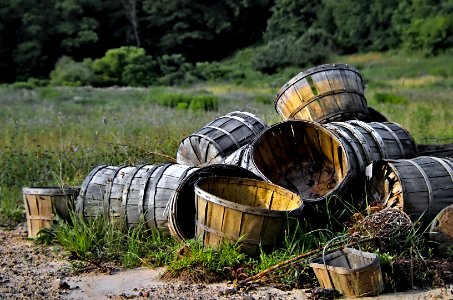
[
  {"left": 22, "top": 187, "right": 80, "bottom": 238},
  {"left": 309, "top": 237, "right": 384, "bottom": 297}
]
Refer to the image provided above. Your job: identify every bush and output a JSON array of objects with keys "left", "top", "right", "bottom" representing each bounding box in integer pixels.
[
  {"left": 152, "top": 92, "right": 218, "bottom": 112},
  {"left": 50, "top": 56, "right": 96, "bottom": 86},
  {"left": 374, "top": 92, "right": 408, "bottom": 105},
  {"left": 92, "top": 46, "right": 158, "bottom": 86},
  {"left": 252, "top": 28, "right": 332, "bottom": 73},
  {"left": 157, "top": 54, "right": 194, "bottom": 85}
]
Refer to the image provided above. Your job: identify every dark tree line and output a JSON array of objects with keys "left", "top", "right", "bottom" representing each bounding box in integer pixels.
[{"left": 0, "top": 0, "right": 452, "bottom": 83}]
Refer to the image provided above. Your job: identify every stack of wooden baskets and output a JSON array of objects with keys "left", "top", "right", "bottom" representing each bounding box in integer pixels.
[{"left": 25, "top": 64, "right": 453, "bottom": 260}]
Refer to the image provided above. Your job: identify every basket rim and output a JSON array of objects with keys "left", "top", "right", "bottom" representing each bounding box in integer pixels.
[
  {"left": 22, "top": 186, "right": 80, "bottom": 195},
  {"left": 274, "top": 63, "right": 362, "bottom": 109},
  {"left": 249, "top": 120, "right": 352, "bottom": 202},
  {"left": 309, "top": 247, "right": 380, "bottom": 274},
  {"left": 168, "top": 165, "right": 261, "bottom": 241},
  {"left": 194, "top": 176, "right": 303, "bottom": 217}
]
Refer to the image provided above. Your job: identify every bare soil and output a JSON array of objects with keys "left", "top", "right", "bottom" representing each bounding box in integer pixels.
[{"left": 0, "top": 226, "right": 452, "bottom": 300}]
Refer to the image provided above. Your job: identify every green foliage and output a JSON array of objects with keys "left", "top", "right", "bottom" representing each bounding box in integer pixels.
[
  {"left": 150, "top": 92, "right": 219, "bottom": 112},
  {"left": 47, "top": 213, "right": 177, "bottom": 268},
  {"left": 374, "top": 92, "right": 408, "bottom": 105},
  {"left": 92, "top": 47, "right": 157, "bottom": 87},
  {"left": 156, "top": 54, "right": 194, "bottom": 85},
  {"left": 0, "top": 187, "right": 23, "bottom": 228},
  {"left": 252, "top": 29, "right": 331, "bottom": 73},
  {"left": 50, "top": 56, "right": 96, "bottom": 87},
  {"left": 167, "top": 237, "right": 248, "bottom": 278},
  {"left": 392, "top": 0, "right": 453, "bottom": 55}
]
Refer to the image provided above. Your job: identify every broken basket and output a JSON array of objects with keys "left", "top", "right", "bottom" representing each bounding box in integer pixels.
[{"left": 309, "top": 246, "right": 384, "bottom": 297}]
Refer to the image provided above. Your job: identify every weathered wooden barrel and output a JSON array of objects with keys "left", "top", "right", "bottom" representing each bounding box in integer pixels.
[
  {"left": 323, "top": 120, "right": 418, "bottom": 175},
  {"left": 22, "top": 187, "right": 80, "bottom": 238},
  {"left": 275, "top": 64, "right": 369, "bottom": 123},
  {"left": 76, "top": 165, "right": 137, "bottom": 222},
  {"left": 368, "top": 157, "right": 453, "bottom": 223},
  {"left": 176, "top": 111, "right": 268, "bottom": 167},
  {"left": 77, "top": 164, "right": 198, "bottom": 234},
  {"left": 249, "top": 120, "right": 351, "bottom": 202},
  {"left": 418, "top": 143, "right": 453, "bottom": 158},
  {"left": 429, "top": 204, "right": 453, "bottom": 253},
  {"left": 223, "top": 145, "right": 262, "bottom": 178},
  {"left": 168, "top": 164, "right": 260, "bottom": 241},
  {"left": 133, "top": 163, "right": 197, "bottom": 234},
  {"left": 194, "top": 177, "right": 303, "bottom": 256}
]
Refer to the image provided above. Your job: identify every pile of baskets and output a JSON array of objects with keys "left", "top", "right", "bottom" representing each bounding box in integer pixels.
[{"left": 24, "top": 64, "right": 453, "bottom": 257}]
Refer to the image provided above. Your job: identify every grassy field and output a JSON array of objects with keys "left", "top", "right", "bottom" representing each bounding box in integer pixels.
[
  {"left": 1, "top": 51, "right": 452, "bottom": 226},
  {"left": 0, "top": 51, "right": 451, "bottom": 288}
]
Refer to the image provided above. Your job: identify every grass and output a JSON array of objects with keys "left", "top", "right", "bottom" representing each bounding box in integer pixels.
[{"left": 0, "top": 50, "right": 452, "bottom": 289}]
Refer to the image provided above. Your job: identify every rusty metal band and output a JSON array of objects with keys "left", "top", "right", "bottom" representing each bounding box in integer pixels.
[
  {"left": 195, "top": 221, "right": 274, "bottom": 246},
  {"left": 76, "top": 165, "right": 108, "bottom": 214},
  {"left": 288, "top": 89, "right": 364, "bottom": 119},
  {"left": 406, "top": 159, "right": 433, "bottom": 220},
  {"left": 205, "top": 125, "right": 241, "bottom": 149},
  {"left": 103, "top": 165, "right": 126, "bottom": 219},
  {"left": 332, "top": 122, "right": 373, "bottom": 165},
  {"left": 350, "top": 120, "right": 387, "bottom": 158}
]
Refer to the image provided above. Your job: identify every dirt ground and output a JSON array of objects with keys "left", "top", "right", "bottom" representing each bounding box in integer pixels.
[{"left": 0, "top": 226, "right": 452, "bottom": 300}]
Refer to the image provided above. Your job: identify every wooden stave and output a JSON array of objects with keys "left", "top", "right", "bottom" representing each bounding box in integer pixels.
[
  {"left": 143, "top": 163, "right": 198, "bottom": 235},
  {"left": 168, "top": 164, "right": 261, "bottom": 242}
]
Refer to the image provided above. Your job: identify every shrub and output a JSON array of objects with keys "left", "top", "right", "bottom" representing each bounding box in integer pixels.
[
  {"left": 374, "top": 92, "right": 408, "bottom": 105},
  {"left": 92, "top": 46, "right": 158, "bottom": 86},
  {"left": 157, "top": 54, "right": 194, "bottom": 85},
  {"left": 252, "top": 28, "right": 332, "bottom": 73},
  {"left": 151, "top": 92, "right": 218, "bottom": 112},
  {"left": 50, "top": 56, "right": 96, "bottom": 86}
]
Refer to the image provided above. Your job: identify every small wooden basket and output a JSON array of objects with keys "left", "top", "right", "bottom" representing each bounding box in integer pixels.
[
  {"left": 22, "top": 187, "right": 80, "bottom": 238},
  {"left": 310, "top": 246, "right": 384, "bottom": 297}
]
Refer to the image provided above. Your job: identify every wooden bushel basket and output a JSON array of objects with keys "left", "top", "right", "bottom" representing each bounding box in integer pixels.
[
  {"left": 76, "top": 164, "right": 198, "bottom": 235},
  {"left": 176, "top": 111, "right": 267, "bottom": 167},
  {"left": 368, "top": 156, "right": 453, "bottom": 223},
  {"left": 249, "top": 120, "right": 351, "bottom": 204},
  {"left": 168, "top": 164, "right": 260, "bottom": 241},
  {"left": 275, "top": 64, "right": 369, "bottom": 123},
  {"left": 22, "top": 187, "right": 80, "bottom": 238},
  {"left": 310, "top": 247, "right": 384, "bottom": 297},
  {"left": 194, "top": 177, "right": 302, "bottom": 256}
]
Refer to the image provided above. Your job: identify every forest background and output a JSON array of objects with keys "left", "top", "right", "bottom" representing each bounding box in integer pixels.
[{"left": 1, "top": 0, "right": 452, "bottom": 85}]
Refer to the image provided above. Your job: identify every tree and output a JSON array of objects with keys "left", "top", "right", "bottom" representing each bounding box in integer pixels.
[{"left": 142, "top": 0, "right": 272, "bottom": 62}]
